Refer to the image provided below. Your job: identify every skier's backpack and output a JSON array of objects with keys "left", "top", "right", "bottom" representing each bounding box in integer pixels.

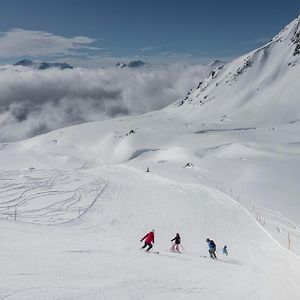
[{"left": 209, "top": 240, "right": 216, "bottom": 248}]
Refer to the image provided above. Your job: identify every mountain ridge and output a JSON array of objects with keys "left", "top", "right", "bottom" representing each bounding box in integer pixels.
[
  {"left": 171, "top": 15, "right": 300, "bottom": 126},
  {"left": 14, "top": 59, "right": 74, "bottom": 70},
  {"left": 115, "top": 60, "right": 149, "bottom": 68}
]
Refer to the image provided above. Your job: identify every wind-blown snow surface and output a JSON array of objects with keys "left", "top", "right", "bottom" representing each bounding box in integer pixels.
[{"left": 1, "top": 16, "right": 300, "bottom": 300}]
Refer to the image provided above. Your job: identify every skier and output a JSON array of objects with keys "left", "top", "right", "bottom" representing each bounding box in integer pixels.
[
  {"left": 183, "top": 162, "right": 193, "bottom": 168},
  {"left": 140, "top": 229, "right": 155, "bottom": 251},
  {"left": 222, "top": 245, "right": 228, "bottom": 256},
  {"left": 170, "top": 233, "right": 181, "bottom": 252},
  {"left": 206, "top": 238, "right": 217, "bottom": 259}
]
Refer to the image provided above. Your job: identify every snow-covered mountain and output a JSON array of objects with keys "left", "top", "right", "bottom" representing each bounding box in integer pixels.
[
  {"left": 172, "top": 15, "right": 300, "bottom": 126},
  {"left": 13, "top": 59, "right": 74, "bottom": 70},
  {"left": 208, "top": 59, "right": 226, "bottom": 68},
  {"left": 115, "top": 60, "right": 149, "bottom": 68},
  {"left": 115, "top": 61, "right": 127, "bottom": 68},
  {"left": 1, "top": 16, "right": 300, "bottom": 300}
]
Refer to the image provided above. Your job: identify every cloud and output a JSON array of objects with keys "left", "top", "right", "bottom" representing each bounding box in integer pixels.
[
  {"left": 140, "top": 46, "right": 155, "bottom": 52},
  {"left": 58, "top": 51, "right": 226, "bottom": 69},
  {"left": 0, "top": 29, "right": 99, "bottom": 57},
  {"left": 0, "top": 64, "right": 213, "bottom": 142}
]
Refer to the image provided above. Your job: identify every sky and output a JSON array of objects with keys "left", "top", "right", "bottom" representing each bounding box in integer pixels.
[{"left": 0, "top": 0, "right": 299, "bottom": 66}]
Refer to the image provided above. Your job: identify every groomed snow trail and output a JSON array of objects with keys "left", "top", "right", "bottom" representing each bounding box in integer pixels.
[{"left": 1, "top": 165, "right": 300, "bottom": 300}]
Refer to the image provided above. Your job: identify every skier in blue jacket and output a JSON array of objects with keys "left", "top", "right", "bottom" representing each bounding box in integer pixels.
[
  {"left": 222, "top": 245, "right": 228, "bottom": 256},
  {"left": 206, "top": 238, "right": 217, "bottom": 259}
]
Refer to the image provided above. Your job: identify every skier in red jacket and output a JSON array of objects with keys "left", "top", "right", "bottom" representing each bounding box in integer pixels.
[{"left": 140, "top": 229, "right": 155, "bottom": 251}]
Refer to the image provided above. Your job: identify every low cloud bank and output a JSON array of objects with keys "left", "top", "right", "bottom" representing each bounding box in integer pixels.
[
  {"left": 0, "top": 64, "right": 212, "bottom": 142},
  {"left": 0, "top": 28, "right": 97, "bottom": 57}
]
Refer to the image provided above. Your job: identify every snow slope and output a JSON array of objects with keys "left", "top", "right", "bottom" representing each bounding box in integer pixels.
[
  {"left": 171, "top": 15, "right": 300, "bottom": 125},
  {"left": 1, "top": 15, "right": 300, "bottom": 300},
  {"left": 1, "top": 163, "right": 300, "bottom": 299}
]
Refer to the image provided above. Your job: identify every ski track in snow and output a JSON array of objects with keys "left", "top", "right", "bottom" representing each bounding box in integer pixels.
[
  {"left": 0, "top": 169, "right": 107, "bottom": 224},
  {"left": 195, "top": 127, "right": 257, "bottom": 134},
  {"left": 1, "top": 122, "right": 300, "bottom": 299},
  {"left": 1, "top": 167, "right": 300, "bottom": 300}
]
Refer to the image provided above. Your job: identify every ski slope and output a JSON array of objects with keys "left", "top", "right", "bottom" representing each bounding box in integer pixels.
[
  {"left": 1, "top": 110, "right": 300, "bottom": 299},
  {"left": 1, "top": 163, "right": 300, "bottom": 300},
  {"left": 1, "top": 15, "right": 300, "bottom": 300},
  {"left": 0, "top": 169, "right": 106, "bottom": 224}
]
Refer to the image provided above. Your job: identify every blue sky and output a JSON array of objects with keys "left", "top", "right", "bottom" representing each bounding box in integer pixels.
[{"left": 0, "top": 0, "right": 299, "bottom": 66}]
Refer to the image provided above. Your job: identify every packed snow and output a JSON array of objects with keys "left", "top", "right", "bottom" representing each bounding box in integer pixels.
[{"left": 1, "top": 15, "right": 300, "bottom": 300}]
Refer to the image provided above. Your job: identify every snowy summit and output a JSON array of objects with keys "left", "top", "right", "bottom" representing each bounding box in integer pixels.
[{"left": 115, "top": 60, "right": 149, "bottom": 68}]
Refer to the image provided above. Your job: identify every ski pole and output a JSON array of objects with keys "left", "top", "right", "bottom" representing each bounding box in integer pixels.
[{"left": 180, "top": 243, "right": 186, "bottom": 252}]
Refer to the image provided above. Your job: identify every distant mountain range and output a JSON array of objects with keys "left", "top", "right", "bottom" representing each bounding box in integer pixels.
[
  {"left": 13, "top": 59, "right": 74, "bottom": 70},
  {"left": 115, "top": 60, "right": 149, "bottom": 69}
]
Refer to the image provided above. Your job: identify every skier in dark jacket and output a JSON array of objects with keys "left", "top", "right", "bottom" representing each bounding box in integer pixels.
[
  {"left": 223, "top": 245, "right": 228, "bottom": 256},
  {"left": 171, "top": 233, "right": 181, "bottom": 252},
  {"left": 140, "top": 230, "right": 155, "bottom": 251},
  {"left": 206, "top": 238, "right": 217, "bottom": 259}
]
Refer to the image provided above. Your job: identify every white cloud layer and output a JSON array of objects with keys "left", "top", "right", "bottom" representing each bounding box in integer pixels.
[
  {"left": 0, "top": 29, "right": 97, "bottom": 57},
  {"left": 0, "top": 64, "right": 213, "bottom": 142}
]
